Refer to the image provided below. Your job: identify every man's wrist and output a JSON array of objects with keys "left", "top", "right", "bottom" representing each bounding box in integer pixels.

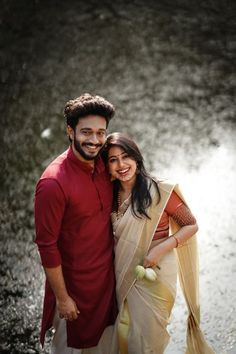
[{"left": 56, "top": 293, "right": 70, "bottom": 303}]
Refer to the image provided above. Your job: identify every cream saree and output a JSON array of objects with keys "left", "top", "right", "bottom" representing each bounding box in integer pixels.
[{"left": 110, "top": 180, "right": 215, "bottom": 354}]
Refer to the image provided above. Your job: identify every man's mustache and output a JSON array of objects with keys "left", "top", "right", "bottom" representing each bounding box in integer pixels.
[{"left": 82, "top": 143, "right": 103, "bottom": 148}]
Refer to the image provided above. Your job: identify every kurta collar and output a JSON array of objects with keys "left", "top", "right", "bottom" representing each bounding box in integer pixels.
[{"left": 67, "top": 146, "right": 105, "bottom": 174}]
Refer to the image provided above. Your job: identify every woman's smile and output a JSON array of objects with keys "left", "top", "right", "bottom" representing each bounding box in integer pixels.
[
  {"left": 117, "top": 167, "right": 130, "bottom": 175},
  {"left": 108, "top": 146, "right": 137, "bottom": 183}
]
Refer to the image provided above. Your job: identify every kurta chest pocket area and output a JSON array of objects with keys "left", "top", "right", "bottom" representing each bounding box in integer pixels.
[{"left": 68, "top": 180, "right": 104, "bottom": 217}]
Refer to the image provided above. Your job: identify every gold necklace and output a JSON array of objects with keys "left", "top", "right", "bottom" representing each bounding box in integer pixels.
[
  {"left": 117, "top": 190, "right": 121, "bottom": 209},
  {"left": 116, "top": 190, "right": 131, "bottom": 217}
]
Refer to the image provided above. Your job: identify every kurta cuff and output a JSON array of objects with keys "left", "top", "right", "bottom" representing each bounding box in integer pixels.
[{"left": 39, "top": 249, "right": 62, "bottom": 268}]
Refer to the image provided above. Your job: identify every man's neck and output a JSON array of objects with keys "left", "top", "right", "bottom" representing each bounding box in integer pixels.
[{"left": 71, "top": 145, "right": 95, "bottom": 167}]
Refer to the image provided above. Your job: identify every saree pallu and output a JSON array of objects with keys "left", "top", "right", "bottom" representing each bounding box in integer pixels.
[{"left": 110, "top": 180, "right": 215, "bottom": 354}]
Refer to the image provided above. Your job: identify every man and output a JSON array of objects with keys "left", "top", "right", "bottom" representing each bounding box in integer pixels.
[{"left": 34, "top": 93, "right": 117, "bottom": 353}]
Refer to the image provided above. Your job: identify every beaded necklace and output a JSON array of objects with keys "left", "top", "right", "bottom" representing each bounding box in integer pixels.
[{"left": 116, "top": 190, "right": 131, "bottom": 218}]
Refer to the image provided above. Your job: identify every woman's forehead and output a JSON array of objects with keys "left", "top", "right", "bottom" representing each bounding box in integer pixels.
[{"left": 108, "top": 146, "right": 125, "bottom": 157}]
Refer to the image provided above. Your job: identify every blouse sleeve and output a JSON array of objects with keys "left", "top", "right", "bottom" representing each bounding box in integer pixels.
[{"left": 165, "top": 191, "right": 197, "bottom": 227}]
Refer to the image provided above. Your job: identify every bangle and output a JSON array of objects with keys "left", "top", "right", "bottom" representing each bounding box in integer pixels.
[{"left": 172, "top": 235, "right": 179, "bottom": 248}]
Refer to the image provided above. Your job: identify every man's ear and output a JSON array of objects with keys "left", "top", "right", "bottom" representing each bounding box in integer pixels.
[{"left": 67, "top": 125, "right": 74, "bottom": 141}]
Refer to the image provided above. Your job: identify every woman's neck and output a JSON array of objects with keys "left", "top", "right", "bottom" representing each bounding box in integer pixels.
[{"left": 119, "top": 179, "right": 135, "bottom": 194}]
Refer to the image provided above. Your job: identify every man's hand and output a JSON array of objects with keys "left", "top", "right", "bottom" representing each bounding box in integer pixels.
[
  {"left": 44, "top": 265, "right": 80, "bottom": 321},
  {"left": 57, "top": 295, "right": 80, "bottom": 321}
]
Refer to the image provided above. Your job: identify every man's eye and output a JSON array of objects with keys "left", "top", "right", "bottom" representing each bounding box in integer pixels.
[{"left": 98, "top": 131, "right": 105, "bottom": 136}]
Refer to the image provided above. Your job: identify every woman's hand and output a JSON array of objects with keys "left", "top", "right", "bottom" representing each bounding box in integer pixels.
[
  {"left": 143, "top": 246, "right": 162, "bottom": 268},
  {"left": 143, "top": 223, "right": 198, "bottom": 268}
]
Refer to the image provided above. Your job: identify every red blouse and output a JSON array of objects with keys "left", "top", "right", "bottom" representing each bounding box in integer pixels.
[{"left": 153, "top": 191, "right": 196, "bottom": 240}]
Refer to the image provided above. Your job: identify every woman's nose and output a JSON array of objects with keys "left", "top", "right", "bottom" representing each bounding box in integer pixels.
[{"left": 117, "top": 159, "right": 125, "bottom": 168}]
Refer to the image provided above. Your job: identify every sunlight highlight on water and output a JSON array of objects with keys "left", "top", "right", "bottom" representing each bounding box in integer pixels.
[{"left": 155, "top": 133, "right": 236, "bottom": 354}]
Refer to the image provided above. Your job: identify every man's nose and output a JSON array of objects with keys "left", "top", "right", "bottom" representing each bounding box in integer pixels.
[{"left": 89, "top": 133, "right": 99, "bottom": 144}]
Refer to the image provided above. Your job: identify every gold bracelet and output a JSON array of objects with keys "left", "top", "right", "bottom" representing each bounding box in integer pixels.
[{"left": 172, "top": 235, "right": 179, "bottom": 248}]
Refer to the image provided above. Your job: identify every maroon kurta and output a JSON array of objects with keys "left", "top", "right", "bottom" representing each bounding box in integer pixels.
[{"left": 34, "top": 147, "right": 117, "bottom": 349}]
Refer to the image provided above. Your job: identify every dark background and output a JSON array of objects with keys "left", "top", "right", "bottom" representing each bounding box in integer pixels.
[{"left": 0, "top": 0, "right": 236, "bottom": 353}]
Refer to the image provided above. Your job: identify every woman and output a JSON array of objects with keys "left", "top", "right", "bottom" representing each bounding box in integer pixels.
[{"left": 103, "top": 132, "right": 215, "bottom": 354}]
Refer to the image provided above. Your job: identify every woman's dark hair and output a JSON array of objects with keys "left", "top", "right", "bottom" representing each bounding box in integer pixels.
[
  {"left": 64, "top": 93, "right": 115, "bottom": 130},
  {"left": 103, "top": 132, "right": 160, "bottom": 219}
]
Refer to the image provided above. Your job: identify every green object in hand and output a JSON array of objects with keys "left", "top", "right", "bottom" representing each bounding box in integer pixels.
[
  {"left": 134, "top": 265, "right": 158, "bottom": 282},
  {"left": 135, "top": 265, "right": 146, "bottom": 280},
  {"left": 144, "top": 268, "right": 157, "bottom": 281}
]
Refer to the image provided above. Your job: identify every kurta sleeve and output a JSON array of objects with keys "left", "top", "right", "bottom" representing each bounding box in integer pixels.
[
  {"left": 165, "top": 191, "right": 196, "bottom": 226},
  {"left": 34, "top": 178, "right": 66, "bottom": 267}
]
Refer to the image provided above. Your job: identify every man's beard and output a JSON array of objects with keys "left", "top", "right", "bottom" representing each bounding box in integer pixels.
[{"left": 73, "top": 138, "right": 103, "bottom": 161}]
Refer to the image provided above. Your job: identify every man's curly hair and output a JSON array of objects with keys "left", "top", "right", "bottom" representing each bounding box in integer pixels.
[{"left": 64, "top": 93, "right": 115, "bottom": 129}]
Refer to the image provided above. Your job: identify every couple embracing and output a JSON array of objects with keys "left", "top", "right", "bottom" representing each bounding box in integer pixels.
[{"left": 34, "top": 93, "right": 214, "bottom": 354}]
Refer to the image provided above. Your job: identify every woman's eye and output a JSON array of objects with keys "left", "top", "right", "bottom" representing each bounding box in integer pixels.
[{"left": 109, "top": 158, "right": 117, "bottom": 163}]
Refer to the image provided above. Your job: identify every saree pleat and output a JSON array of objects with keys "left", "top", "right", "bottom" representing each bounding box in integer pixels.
[
  {"left": 111, "top": 180, "right": 215, "bottom": 354},
  {"left": 117, "top": 300, "right": 130, "bottom": 354}
]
